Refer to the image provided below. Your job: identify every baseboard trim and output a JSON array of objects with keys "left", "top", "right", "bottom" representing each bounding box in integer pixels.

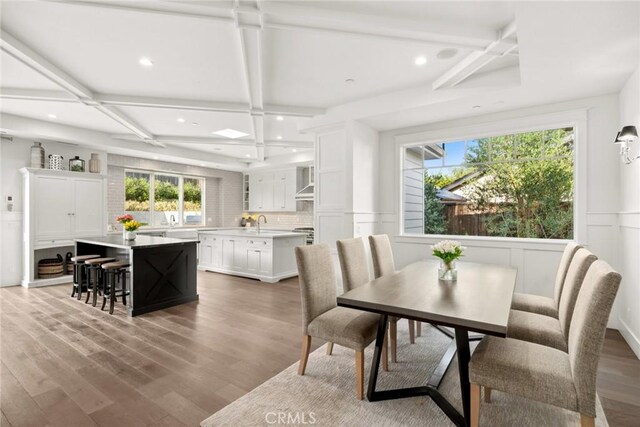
[{"left": 618, "top": 317, "right": 640, "bottom": 359}]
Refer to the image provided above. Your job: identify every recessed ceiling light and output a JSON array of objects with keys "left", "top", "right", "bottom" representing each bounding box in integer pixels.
[
  {"left": 139, "top": 57, "right": 154, "bottom": 67},
  {"left": 292, "top": 148, "right": 297, "bottom": 153},
  {"left": 345, "top": 78, "right": 355, "bottom": 84},
  {"left": 177, "top": 118, "right": 185, "bottom": 123},
  {"left": 414, "top": 55, "right": 427, "bottom": 66},
  {"left": 200, "top": 163, "right": 205, "bottom": 166},
  {"left": 276, "top": 116, "right": 284, "bottom": 121},
  {"left": 436, "top": 48, "right": 459, "bottom": 60},
  {"left": 47, "top": 113, "right": 57, "bottom": 119},
  {"left": 213, "top": 128, "right": 249, "bottom": 139},
  {"left": 192, "top": 122, "right": 198, "bottom": 126},
  {"left": 276, "top": 135, "right": 283, "bottom": 140},
  {"left": 153, "top": 156, "right": 159, "bottom": 160},
  {"left": 245, "top": 154, "right": 250, "bottom": 158}
]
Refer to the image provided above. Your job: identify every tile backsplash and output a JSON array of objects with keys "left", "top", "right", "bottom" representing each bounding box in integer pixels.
[{"left": 247, "top": 202, "right": 314, "bottom": 229}]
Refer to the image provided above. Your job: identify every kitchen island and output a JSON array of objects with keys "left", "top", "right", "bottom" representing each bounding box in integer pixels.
[
  {"left": 75, "top": 235, "right": 199, "bottom": 316},
  {"left": 198, "top": 230, "right": 306, "bottom": 283}
]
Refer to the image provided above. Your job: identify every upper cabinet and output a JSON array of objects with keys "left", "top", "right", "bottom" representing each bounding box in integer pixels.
[{"left": 247, "top": 168, "right": 297, "bottom": 212}]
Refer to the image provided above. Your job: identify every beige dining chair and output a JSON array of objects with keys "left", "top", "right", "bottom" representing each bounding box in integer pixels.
[
  {"left": 296, "top": 244, "right": 380, "bottom": 400},
  {"left": 507, "top": 248, "right": 597, "bottom": 352},
  {"left": 470, "top": 260, "right": 621, "bottom": 427},
  {"left": 511, "top": 242, "right": 581, "bottom": 318},
  {"left": 368, "top": 234, "right": 417, "bottom": 363},
  {"left": 337, "top": 237, "right": 388, "bottom": 371}
]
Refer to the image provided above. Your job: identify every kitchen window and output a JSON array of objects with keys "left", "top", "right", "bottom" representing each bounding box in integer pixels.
[
  {"left": 401, "top": 127, "right": 575, "bottom": 239},
  {"left": 125, "top": 170, "right": 205, "bottom": 227}
]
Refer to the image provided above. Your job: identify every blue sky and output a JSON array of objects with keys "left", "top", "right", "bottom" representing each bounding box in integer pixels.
[{"left": 424, "top": 140, "right": 477, "bottom": 173}]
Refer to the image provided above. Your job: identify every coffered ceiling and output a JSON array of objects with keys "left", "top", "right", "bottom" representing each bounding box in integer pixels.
[{"left": 0, "top": 1, "right": 638, "bottom": 170}]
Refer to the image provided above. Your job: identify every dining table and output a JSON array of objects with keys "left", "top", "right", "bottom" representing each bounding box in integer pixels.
[{"left": 337, "top": 260, "right": 517, "bottom": 427}]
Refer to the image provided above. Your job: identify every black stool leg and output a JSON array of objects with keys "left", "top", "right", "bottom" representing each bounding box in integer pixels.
[
  {"left": 71, "top": 263, "right": 78, "bottom": 297},
  {"left": 78, "top": 264, "right": 87, "bottom": 301},
  {"left": 93, "top": 268, "right": 102, "bottom": 307},
  {"left": 121, "top": 270, "right": 127, "bottom": 306},
  {"left": 109, "top": 271, "right": 116, "bottom": 315},
  {"left": 85, "top": 266, "right": 93, "bottom": 304}
]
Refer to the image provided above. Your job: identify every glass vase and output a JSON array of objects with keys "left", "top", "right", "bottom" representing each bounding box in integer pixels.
[{"left": 438, "top": 260, "right": 457, "bottom": 281}]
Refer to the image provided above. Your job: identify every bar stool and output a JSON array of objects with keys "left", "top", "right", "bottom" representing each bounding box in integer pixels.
[
  {"left": 70, "top": 254, "right": 100, "bottom": 299},
  {"left": 101, "top": 261, "right": 130, "bottom": 315},
  {"left": 84, "top": 257, "right": 116, "bottom": 307}
]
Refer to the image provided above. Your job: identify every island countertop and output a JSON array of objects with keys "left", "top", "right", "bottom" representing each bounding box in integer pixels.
[
  {"left": 198, "top": 230, "right": 307, "bottom": 238},
  {"left": 75, "top": 235, "right": 199, "bottom": 249}
]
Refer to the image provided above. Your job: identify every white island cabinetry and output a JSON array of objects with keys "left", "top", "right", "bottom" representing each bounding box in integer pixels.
[{"left": 198, "top": 230, "right": 306, "bottom": 283}]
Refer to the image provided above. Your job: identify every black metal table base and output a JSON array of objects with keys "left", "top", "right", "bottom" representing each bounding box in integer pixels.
[{"left": 367, "top": 315, "right": 472, "bottom": 427}]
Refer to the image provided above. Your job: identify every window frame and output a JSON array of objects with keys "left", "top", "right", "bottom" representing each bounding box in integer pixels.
[
  {"left": 395, "top": 109, "right": 587, "bottom": 244},
  {"left": 124, "top": 168, "right": 206, "bottom": 228}
]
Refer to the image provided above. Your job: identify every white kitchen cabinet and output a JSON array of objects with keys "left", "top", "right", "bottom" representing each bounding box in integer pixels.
[
  {"left": 21, "top": 168, "right": 107, "bottom": 288},
  {"left": 247, "top": 168, "right": 297, "bottom": 212},
  {"left": 198, "top": 230, "right": 305, "bottom": 282}
]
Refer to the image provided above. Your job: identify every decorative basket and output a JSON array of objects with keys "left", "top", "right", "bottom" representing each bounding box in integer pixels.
[
  {"left": 48, "top": 154, "right": 64, "bottom": 170},
  {"left": 65, "top": 252, "right": 74, "bottom": 275},
  {"left": 30, "top": 142, "right": 45, "bottom": 168},
  {"left": 38, "top": 254, "right": 64, "bottom": 278}
]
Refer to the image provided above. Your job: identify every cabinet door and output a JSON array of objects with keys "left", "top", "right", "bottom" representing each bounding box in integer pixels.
[
  {"left": 200, "top": 242, "right": 213, "bottom": 267},
  {"left": 258, "top": 249, "right": 272, "bottom": 276},
  {"left": 73, "top": 178, "right": 104, "bottom": 236},
  {"left": 211, "top": 238, "right": 223, "bottom": 268},
  {"left": 246, "top": 249, "right": 260, "bottom": 274},
  {"left": 34, "top": 175, "right": 73, "bottom": 238},
  {"left": 248, "top": 174, "right": 259, "bottom": 211},
  {"left": 233, "top": 241, "right": 247, "bottom": 270},
  {"left": 273, "top": 172, "right": 287, "bottom": 211},
  {"left": 283, "top": 168, "right": 297, "bottom": 212},
  {"left": 222, "top": 238, "right": 236, "bottom": 269}
]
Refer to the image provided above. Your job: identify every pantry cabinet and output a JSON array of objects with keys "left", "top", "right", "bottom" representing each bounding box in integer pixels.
[{"left": 21, "top": 168, "right": 106, "bottom": 287}]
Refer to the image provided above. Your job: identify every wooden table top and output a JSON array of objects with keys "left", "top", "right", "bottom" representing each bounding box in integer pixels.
[{"left": 337, "top": 260, "right": 517, "bottom": 336}]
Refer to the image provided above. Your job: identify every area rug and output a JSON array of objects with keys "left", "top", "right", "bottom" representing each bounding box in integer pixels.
[{"left": 201, "top": 323, "right": 607, "bottom": 426}]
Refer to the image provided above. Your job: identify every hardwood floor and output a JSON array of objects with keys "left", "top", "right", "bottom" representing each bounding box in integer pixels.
[{"left": 1, "top": 272, "right": 639, "bottom": 426}]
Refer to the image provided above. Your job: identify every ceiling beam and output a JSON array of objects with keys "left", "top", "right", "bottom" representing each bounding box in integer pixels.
[
  {"left": 1, "top": 112, "right": 247, "bottom": 170},
  {"left": 234, "top": 0, "right": 265, "bottom": 161},
  {"left": 0, "top": 29, "right": 155, "bottom": 140},
  {"left": 46, "top": 0, "right": 504, "bottom": 52},
  {"left": 432, "top": 20, "right": 519, "bottom": 90},
  {"left": 0, "top": 88, "right": 77, "bottom": 102}
]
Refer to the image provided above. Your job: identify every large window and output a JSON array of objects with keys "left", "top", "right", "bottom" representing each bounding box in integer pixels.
[
  {"left": 125, "top": 171, "right": 204, "bottom": 227},
  {"left": 402, "top": 127, "right": 574, "bottom": 239}
]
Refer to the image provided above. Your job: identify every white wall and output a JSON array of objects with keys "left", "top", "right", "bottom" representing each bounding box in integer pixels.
[
  {"left": 0, "top": 137, "right": 107, "bottom": 286},
  {"left": 377, "top": 94, "right": 622, "bottom": 327},
  {"left": 617, "top": 66, "right": 640, "bottom": 357}
]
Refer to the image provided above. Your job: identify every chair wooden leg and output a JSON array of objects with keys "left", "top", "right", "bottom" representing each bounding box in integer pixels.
[
  {"left": 409, "top": 319, "right": 415, "bottom": 344},
  {"left": 390, "top": 319, "right": 397, "bottom": 363},
  {"left": 298, "top": 335, "right": 312, "bottom": 375},
  {"left": 416, "top": 321, "right": 422, "bottom": 337},
  {"left": 326, "top": 342, "right": 334, "bottom": 356},
  {"left": 382, "top": 328, "right": 389, "bottom": 372},
  {"left": 355, "top": 350, "right": 364, "bottom": 400},
  {"left": 471, "top": 383, "right": 481, "bottom": 427},
  {"left": 580, "top": 415, "right": 595, "bottom": 427},
  {"left": 484, "top": 386, "right": 492, "bottom": 403}
]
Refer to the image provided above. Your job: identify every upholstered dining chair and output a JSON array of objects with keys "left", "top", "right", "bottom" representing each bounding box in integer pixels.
[
  {"left": 368, "top": 234, "right": 417, "bottom": 362},
  {"left": 337, "top": 237, "right": 388, "bottom": 371},
  {"left": 507, "top": 248, "right": 597, "bottom": 352},
  {"left": 296, "top": 244, "right": 380, "bottom": 400},
  {"left": 470, "top": 260, "right": 622, "bottom": 427},
  {"left": 511, "top": 242, "right": 581, "bottom": 318}
]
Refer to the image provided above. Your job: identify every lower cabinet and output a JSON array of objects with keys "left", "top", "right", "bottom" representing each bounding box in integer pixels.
[{"left": 198, "top": 232, "right": 304, "bottom": 282}]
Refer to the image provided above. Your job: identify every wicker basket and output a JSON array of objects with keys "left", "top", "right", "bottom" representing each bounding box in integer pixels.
[
  {"left": 65, "top": 252, "right": 74, "bottom": 275},
  {"left": 38, "top": 254, "right": 64, "bottom": 279}
]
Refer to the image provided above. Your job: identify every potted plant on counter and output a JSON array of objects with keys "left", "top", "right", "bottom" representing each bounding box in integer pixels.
[
  {"left": 123, "top": 220, "right": 142, "bottom": 241},
  {"left": 116, "top": 214, "right": 134, "bottom": 239}
]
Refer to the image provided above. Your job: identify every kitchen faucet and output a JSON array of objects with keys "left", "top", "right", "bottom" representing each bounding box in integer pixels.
[{"left": 257, "top": 215, "right": 267, "bottom": 234}]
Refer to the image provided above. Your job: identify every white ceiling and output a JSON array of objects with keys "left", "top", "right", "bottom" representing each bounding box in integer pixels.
[{"left": 0, "top": 1, "right": 638, "bottom": 169}]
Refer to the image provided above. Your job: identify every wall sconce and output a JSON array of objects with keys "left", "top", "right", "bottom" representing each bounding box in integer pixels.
[{"left": 614, "top": 125, "right": 639, "bottom": 164}]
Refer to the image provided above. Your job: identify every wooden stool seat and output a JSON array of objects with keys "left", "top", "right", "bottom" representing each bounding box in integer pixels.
[
  {"left": 85, "top": 257, "right": 116, "bottom": 265},
  {"left": 71, "top": 255, "right": 102, "bottom": 299},
  {"left": 84, "top": 257, "right": 116, "bottom": 306},
  {"left": 102, "top": 261, "right": 131, "bottom": 270},
  {"left": 70, "top": 254, "right": 101, "bottom": 263}
]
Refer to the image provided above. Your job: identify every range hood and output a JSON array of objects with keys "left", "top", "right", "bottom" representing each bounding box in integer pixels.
[{"left": 295, "top": 183, "right": 314, "bottom": 201}]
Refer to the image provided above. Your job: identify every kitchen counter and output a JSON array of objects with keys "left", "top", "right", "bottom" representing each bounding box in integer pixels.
[
  {"left": 198, "top": 230, "right": 306, "bottom": 283},
  {"left": 198, "top": 230, "right": 307, "bottom": 238},
  {"left": 76, "top": 235, "right": 199, "bottom": 249},
  {"left": 75, "top": 235, "right": 198, "bottom": 316}
]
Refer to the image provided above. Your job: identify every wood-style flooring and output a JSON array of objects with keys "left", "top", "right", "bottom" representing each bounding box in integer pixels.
[{"left": 1, "top": 272, "right": 639, "bottom": 427}]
